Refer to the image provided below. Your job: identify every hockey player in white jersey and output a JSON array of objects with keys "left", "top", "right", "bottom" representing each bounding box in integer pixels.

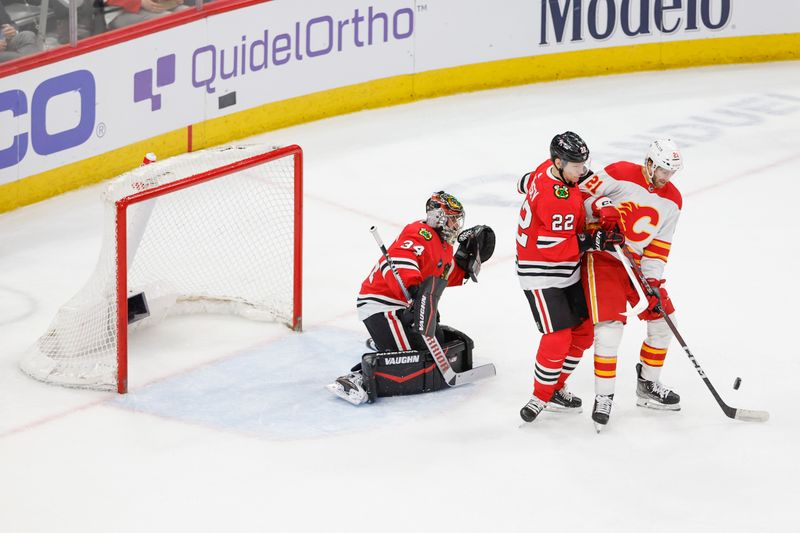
[{"left": 579, "top": 139, "right": 684, "bottom": 430}]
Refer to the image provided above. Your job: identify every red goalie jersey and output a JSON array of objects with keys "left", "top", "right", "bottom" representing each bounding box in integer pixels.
[
  {"left": 357, "top": 221, "right": 466, "bottom": 321},
  {"left": 516, "top": 160, "right": 589, "bottom": 290}
]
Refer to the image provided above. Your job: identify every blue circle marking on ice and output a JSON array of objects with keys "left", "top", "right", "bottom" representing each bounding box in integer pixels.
[{"left": 114, "top": 326, "right": 474, "bottom": 440}]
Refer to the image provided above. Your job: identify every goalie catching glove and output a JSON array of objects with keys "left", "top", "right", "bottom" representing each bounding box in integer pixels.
[{"left": 454, "top": 225, "right": 496, "bottom": 282}]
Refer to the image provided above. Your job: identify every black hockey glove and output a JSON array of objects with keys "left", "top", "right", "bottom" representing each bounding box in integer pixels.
[
  {"left": 407, "top": 284, "right": 420, "bottom": 300},
  {"left": 577, "top": 228, "right": 625, "bottom": 252},
  {"left": 398, "top": 285, "right": 421, "bottom": 327},
  {"left": 454, "top": 225, "right": 496, "bottom": 282}
]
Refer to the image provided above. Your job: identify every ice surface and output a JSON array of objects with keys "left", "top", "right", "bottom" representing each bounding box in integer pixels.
[{"left": 1, "top": 62, "right": 798, "bottom": 532}]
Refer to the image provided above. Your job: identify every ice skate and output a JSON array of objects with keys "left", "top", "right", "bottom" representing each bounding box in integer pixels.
[
  {"left": 592, "top": 394, "right": 614, "bottom": 433},
  {"left": 545, "top": 385, "right": 583, "bottom": 413},
  {"left": 635, "top": 363, "right": 681, "bottom": 411},
  {"left": 520, "top": 397, "right": 547, "bottom": 423},
  {"left": 326, "top": 372, "right": 368, "bottom": 405}
]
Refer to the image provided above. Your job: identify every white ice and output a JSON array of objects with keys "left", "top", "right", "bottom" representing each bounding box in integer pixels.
[{"left": 1, "top": 62, "right": 799, "bottom": 533}]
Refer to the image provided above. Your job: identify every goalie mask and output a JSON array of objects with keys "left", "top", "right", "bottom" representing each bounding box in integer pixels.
[{"left": 425, "top": 191, "right": 465, "bottom": 244}]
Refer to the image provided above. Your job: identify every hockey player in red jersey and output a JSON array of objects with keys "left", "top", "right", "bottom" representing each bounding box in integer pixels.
[
  {"left": 517, "top": 132, "right": 624, "bottom": 423},
  {"left": 327, "top": 191, "right": 496, "bottom": 405},
  {"left": 580, "top": 139, "right": 684, "bottom": 430}
]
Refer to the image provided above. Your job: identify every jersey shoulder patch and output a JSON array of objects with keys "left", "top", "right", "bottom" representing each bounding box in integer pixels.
[
  {"left": 418, "top": 227, "right": 433, "bottom": 241},
  {"left": 553, "top": 183, "right": 570, "bottom": 199}
]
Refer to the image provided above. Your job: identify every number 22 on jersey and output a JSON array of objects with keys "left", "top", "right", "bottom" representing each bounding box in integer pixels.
[{"left": 517, "top": 198, "right": 575, "bottom": 247}]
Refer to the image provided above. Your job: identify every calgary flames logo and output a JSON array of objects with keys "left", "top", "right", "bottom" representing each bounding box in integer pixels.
[{"left": 617, "top": 201, "right": 660, "bottom": 243}]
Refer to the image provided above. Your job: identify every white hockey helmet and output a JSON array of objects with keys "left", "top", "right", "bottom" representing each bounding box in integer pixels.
[{"left": 645, "top": 139, "right": 683, "bottom": 177}]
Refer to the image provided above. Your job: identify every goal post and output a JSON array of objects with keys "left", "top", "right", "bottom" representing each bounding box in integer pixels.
[{"left": 21, "top": 144, "right": 303, "bottom": 393}]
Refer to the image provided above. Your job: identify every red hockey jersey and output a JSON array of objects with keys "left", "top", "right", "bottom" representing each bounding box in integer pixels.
[
  {"left": 581, "top": 161, "right": 682, "bottom": 280},
  {"left": 516, "top": 160, "right": 588, "bottom": 290},
  {"left": 357, "top": 221, "right": 466, "bottom": 320}
]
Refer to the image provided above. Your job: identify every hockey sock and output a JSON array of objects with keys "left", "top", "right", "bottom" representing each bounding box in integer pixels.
[
  {"left": 554, "top": 318, "right": 592, "bottom": 389},
  {"left": 639, "top": 342, "right": 666, "bottom": 382},
  {"left": 554, "top": 353, "right": 581, "bottom": 391},
  {"left": 640, "top": 315, "right": 674, "bottom": 382},
  {"left": 594, "top": 354, "right": 617, "bottom": 396},
  {"left": 593, "top": 321, "right": 623, "bottom": 396},
  {"left": 533, "top": 328, "right": 572, "bottom": 402}
]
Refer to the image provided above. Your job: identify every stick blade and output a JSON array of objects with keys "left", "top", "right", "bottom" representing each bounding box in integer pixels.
[
  {"left": 452, "top": 363, "right": 497, "bottom": 386},
  {"left": 734, "top": 408, "right": 770, "bottom": 422}
]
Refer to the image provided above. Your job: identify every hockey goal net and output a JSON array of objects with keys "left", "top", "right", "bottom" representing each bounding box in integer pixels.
[{"left": 21, "top": 144, "right": 302, "bottom": 393}]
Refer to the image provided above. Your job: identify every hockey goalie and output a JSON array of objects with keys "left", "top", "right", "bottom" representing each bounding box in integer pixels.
[{"left": 326, "top": 191, "right": 496, "bottom": 405}]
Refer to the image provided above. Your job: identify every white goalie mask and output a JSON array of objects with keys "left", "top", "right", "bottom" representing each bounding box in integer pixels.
[{"left": 645, "top": 139, "right": 683, "bottom": 180}]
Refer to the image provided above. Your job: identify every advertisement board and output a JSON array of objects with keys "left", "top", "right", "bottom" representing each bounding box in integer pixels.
[{"left": 0, "top": 0, "right": 797, "bottom": 200}]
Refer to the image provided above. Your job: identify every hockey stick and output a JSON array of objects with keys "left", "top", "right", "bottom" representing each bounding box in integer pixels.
[
  {"left": 612, "top": 244, "right": 649, "bottom": 317},
  {"left": 618, "top": 246, "right": 769, "bottom": 422},
  {"left": 369, "top": 226, "right": 496, "bottom": 387},
  {"left": 369, "top": 226, "right": 414, "bottom": 305}
]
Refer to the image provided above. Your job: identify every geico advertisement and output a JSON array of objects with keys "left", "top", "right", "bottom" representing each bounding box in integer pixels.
[
  {"left": 0, "top": 0, "right": 415, "bottom": 185},
  {"left": 1, "top": 0, "right": 797, "bottom": 185}
]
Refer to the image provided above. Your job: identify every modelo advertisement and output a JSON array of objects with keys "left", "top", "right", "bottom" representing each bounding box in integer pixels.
[{"left": 1, "top": 0, "right": 797, "bottom": 186}]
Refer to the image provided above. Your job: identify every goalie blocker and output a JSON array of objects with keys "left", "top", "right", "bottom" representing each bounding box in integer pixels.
[{"left": 360, "top": 325, "right": 474, "bottom": 403}]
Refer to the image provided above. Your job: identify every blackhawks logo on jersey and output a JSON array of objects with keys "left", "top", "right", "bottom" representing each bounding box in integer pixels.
[
  {"left": 419, "top": 228, "right": 433, "bottom": 241},
  {"left": 554, "top": 184, "right": 570, "bottom": 199}
]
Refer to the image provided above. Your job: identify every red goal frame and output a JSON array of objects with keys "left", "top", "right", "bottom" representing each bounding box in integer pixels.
[{"left": 113, "top": 145, "right": 303, "bottom": 393}]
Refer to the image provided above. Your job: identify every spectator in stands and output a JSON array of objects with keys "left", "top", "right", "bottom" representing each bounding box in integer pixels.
[
  {"left": 52, "top": 0, "right": 101, "bottom": 44},
  {"left": 0, "top": 4, "right": 41, "bottom": 62},
  {"left": 106, "top": 0, "right": 186, "bottom": 29}
]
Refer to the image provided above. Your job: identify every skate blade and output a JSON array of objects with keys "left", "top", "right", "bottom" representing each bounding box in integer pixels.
[
  {"left": 545, "top": 404, "right": 583, "bottom": 414},
  {"left": 593, "top": 421, "right": 605, "bottom": 433},
  {"left": 635, "top": 397, "right": 681, "bottom": 411},
  {"left": 325, "top": 383, "right": 366, "bottom": 406}
]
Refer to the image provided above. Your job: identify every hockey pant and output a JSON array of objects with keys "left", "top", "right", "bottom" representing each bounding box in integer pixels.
[
  {"left": 524, "top": 281, "right": 593, "bottom": 402},
  {"left": 582, "top": 252, "right": 676, "bottom": 394},
  {"left": 362, "top": 308, "right": 442, "bottom": 352}
]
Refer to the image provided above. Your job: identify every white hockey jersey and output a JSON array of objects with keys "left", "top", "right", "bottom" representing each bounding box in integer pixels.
[{"left": 580, "top": 161, "right": 682, "bottom": 280}]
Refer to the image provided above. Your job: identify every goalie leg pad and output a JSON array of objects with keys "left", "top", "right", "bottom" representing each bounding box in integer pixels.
[{"left": 361, "top": 325, "right": 473, "bottom": 402}]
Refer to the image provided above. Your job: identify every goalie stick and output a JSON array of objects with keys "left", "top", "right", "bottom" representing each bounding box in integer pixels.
[
  {"left": 369, "top": 226, "right": 496, "bottom": 386},
  {"left": 615, "top": 244, "right": 769, "bottom": 422}
]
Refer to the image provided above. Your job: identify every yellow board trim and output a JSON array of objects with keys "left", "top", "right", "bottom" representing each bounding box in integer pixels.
[
  {"left": 0, "top": 130, "right": 188, "bottom": 213},
  {"left": 2, "top": 33, "right": 799, "bottom": 213}
]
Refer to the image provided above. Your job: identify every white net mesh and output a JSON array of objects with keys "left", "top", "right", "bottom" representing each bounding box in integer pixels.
[{"left": 20, "top": 144, "right": 300, "bottom": 391}]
